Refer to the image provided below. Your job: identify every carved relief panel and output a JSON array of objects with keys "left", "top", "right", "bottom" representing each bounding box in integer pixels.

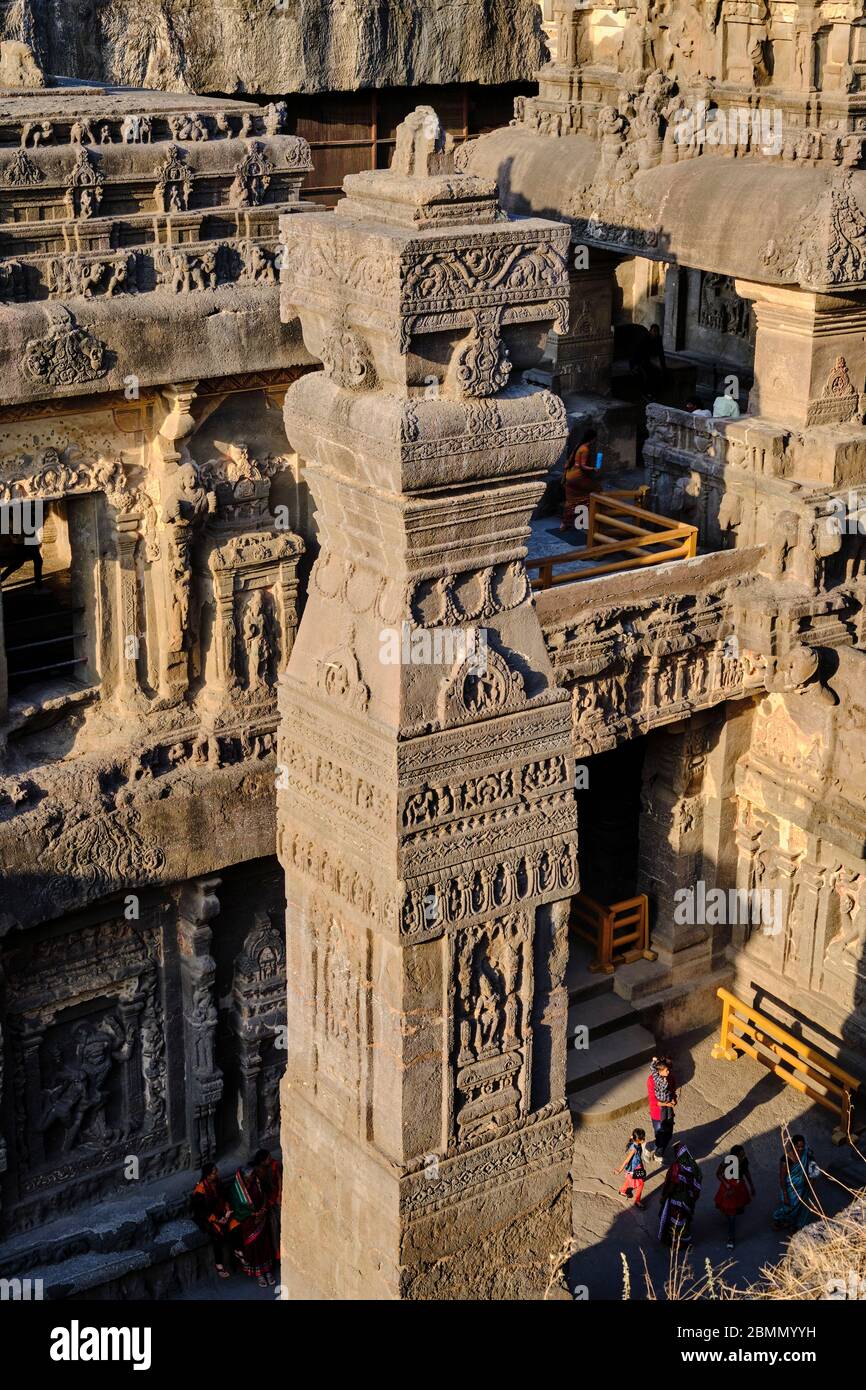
[
  {"left": 204, "top": 527, "right": 303, "bottom": 707},
  {"left": 229, "top": 912, "right": 287, "bottom": 1152},
  {"left": 1, "top": 905, "right": 175, "bottom": 1230},
  {"left": 450, "top": 912, "right": 532, "bottom": 1145}
]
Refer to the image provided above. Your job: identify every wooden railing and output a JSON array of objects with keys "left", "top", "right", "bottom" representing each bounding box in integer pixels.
[
  {"left": 528, "top": 492, "right": 698, "bottom": 590},
  {"left": 712, "top": 988, "right": 861, "bottom": 1144},
  {"left": 570, "top": 891, "right": 656, "bottom": 974}
]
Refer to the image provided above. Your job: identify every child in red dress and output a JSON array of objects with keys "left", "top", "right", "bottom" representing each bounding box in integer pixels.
[{"left": 614, "top": 1127, "right": 648, "bottom": 1209}]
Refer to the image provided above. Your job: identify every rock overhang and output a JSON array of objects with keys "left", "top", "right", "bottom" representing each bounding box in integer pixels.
[{"left": 466, "top": 124, "right": 866, "bottom": 296}]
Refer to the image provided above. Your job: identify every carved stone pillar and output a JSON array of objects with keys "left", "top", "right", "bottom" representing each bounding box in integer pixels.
[
  {"left": 721, "top": 4, "right": 762, "bottom": 83},
  {"left": 276, "top": 110, "right": 578, "bottom": 1300},
  {"left": 152, "top": 383, "right": 213, "bottom": 704},
  {"left": 736, "top": 280, "right": 866, "bottom": 430},
  {"left": 637, "top": 720, "right": 713, "bottom": 981},
  {"left": 177, "top": 877, "right": 223, "bottom": 1165},
  {"left": 528, "top": 248, "right": 618, "bottom": 396},
  {"left": 114, "top": 510, "right": 146, "bottom": 707},
  {"left": 0, "top": 591, "right": 7, "bottom": 730},
  {"left": 229, "top": 911, "right": 287, "bottom": 1153},
  {"left": 0, "top": 966, "right": 6, "bottom": 1224}
]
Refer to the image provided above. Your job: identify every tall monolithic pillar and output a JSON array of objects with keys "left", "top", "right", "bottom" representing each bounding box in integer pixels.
[{"left": 276, "top": 109, "right": 578, "bottom": 1299}]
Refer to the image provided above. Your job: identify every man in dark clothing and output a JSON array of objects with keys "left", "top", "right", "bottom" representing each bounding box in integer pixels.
[{"left": 616, "top": 321, "right": 667, "bottom": 395}]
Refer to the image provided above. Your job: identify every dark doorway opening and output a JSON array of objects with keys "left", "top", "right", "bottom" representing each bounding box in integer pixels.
[
  {"left": 1, "top": 499, "right": 86, "bottom": 697},
  {"left": 575, "top": 738, "right": 647, "bottom": 903}
]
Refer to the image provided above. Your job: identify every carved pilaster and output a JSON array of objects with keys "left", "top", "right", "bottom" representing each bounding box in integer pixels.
[
  {"left": 277, "top": 109, "right": 576, "bottom": 1300},
  {"left": 115, "top": 511, "right": 146, "bottom": 706},
  {"left": 229, "top": 911, "right": 286, "bottom": 1152},
  {"left": 177, "top": 877, "right": 223, "bottom": 1166}
]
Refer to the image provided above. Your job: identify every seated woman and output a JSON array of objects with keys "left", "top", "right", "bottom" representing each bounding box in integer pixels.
[{"left": 191, "top": 1162, "right": 233, "bottom": 1278}]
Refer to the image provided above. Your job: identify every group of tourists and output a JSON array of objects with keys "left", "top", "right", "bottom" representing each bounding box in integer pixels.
[
  {"left": 612, "top": 1055, "right": 819, "bottom": 1251},
  {"left": 191, "top": 1149, "right": 282, "bottom": 1287},
  {"left": 555, "top": 383, "right": 742, "bottom": 535}
]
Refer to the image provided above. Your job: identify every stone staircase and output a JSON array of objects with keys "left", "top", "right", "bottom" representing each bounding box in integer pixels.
[
  {"left": 566, "top": 940, "right": 657, "bottom": 1125},
  {"left": 0, "top": 1166, "right": 215, "bottom": 1300}
]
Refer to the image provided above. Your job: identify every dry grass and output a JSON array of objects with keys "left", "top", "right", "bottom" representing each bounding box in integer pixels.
[{"left": 740, "top": 1192, "right": 866, "bottom": 1300}]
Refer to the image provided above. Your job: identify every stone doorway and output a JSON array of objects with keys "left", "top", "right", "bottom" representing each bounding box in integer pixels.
[{"left": 575, "top": 737, "right": 647, "bottom": 905}]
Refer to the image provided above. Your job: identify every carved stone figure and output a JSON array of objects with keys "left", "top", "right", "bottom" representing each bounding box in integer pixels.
[
  {"left": 241, "top": 590, "right": 274, "bottom": 690},
  {"left": 65, "top": 148, "right": 104, "bottom": 219},
  {"left": 22, "top": 309, "right": 108, "bottom": 387},
  {"left": 155, "top": 145, "right": 193, "bottom": 213},
  {"left": 38, "top": 1015, "right": 135, "bottom": 1153},
  {"left": 229, "top": 142, "right": 274, "bottom": 208}
]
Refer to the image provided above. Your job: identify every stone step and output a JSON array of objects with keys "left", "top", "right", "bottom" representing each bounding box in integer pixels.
[
  {"left": 569, "top": 1063, "right": 651, "bottom": 1125},
  {"left": 568, "top": 990, "right": 638, "bottom": 1041},
  {"left": 24, "top": 1219, "right": 211, "bottom": 1301},
  {"left": 566, "top": 941, "right": 613, "bottom": 1004},
  {"left": 566, "top": 1021, "right": 656, "bottom": 1092}
]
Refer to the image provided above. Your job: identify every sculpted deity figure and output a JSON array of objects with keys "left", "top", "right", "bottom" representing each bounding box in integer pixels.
[
  {"left": 241, "top": 590, "right": 274, "bottom": 690},
  {"left": 160, "top": 461, "right": 214, "bottom": 653},
  {"left": 472, "top": 969, "right": 502, "bottom": 1055},
  {"left": 37, "top": 1015, "right": 136, "bottom": 1152},
  {"left": 189, "top": 983, "right": 218, "bottom": 1072},
  {"left": 834, "top": 870, "right": 866, "bottom": 957}
]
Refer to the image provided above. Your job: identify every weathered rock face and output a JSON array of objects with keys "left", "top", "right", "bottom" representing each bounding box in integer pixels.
[{"left": 1, "top": 0, "right": 546, "bottom": 94}]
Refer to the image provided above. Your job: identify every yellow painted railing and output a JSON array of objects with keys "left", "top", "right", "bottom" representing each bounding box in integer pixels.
[
  {"left": 712, "top": 987, "right": 861, "bottom": 1144},
  {"left": 528, "top": 492, "right": 698, "bottom": 590},
  {"left": 570, "top": 891, "right": 656, "bottom": 974}
]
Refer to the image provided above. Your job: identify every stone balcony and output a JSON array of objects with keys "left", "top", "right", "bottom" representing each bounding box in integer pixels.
[
  {"left": 529, "top": 403, "right": 866, "bottom": 759},
  {"left": 535, "top": 541, "right": 766, "bottom": 755}
]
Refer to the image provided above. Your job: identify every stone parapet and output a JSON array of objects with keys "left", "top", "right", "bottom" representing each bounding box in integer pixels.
[{"left": 0, "top": 81, "right": 316, "bottom": 404}]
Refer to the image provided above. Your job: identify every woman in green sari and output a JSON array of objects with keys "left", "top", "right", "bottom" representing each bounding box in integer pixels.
[{"left": 772, "top": 1134, "right": 817, "bottom": 1232}]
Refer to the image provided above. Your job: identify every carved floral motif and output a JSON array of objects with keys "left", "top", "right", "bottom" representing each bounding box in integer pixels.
[{"left": 22, "top": 310, "right": 109, "bottom": 388}]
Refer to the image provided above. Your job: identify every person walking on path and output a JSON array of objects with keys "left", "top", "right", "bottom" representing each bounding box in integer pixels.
[
  {"left": 772, "top": 1134, "right": 819, "bottom": 1233},
  {"left": 658, "top": 1141, "right": 702, "bottom": 1247},
  {"left": 647, "top": 1054, "right": 677, "bottom": 1161},
  {"left": 714, "top": 1143, "right": 755, "bottom": 1249},
  {"left": 613, "top": 1127, "right": 648, "bottom": 1210}
]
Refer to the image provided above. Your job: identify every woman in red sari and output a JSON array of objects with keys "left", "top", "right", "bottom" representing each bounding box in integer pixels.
[
  {"left": 229, "top": 1159, "right": 277, "bottom": 1286},
  {"left": 560, "top": 428, "right": 599, "bottom": 531},
  {"left": 253, "top": 1147, "right": 282, "bottom": 1263}
]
